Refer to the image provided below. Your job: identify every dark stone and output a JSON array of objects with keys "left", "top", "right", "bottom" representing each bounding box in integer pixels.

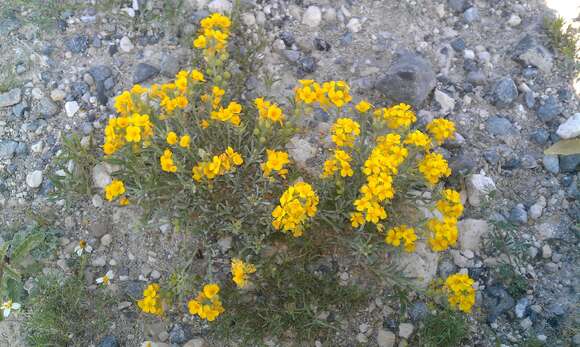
[
  {"left": 279, "top": 31, "right": 295, "bottom": 47},
  {"left": 92, "top": 35, "right": 102, "bottom": 48},
  {"left": 65, "top": 34, "right": 89, "bottom": 54},
  {"left": 41, "top": 44, "right": 55, "bottom": 56},
  {"left": 484, "top": 150, "right": 500, "bottom": 165},
  {"left": 375, "top": 51, "right": 436, "bottom": 107},
  {"left": 450, "top": 37, "right": 465, "bottom": 52},
  {"left": 557, "top": 87, "right": 573, "bottom": 102},
  {"left": 0, "top": 141, "right": 18, "bottom": 160},
  {"left": 511, "top": 34, "right": 553, "bottom": 72},
  {"left": 38, "top": 97, "right": 59, "bottom": 117},
  {"left": 492, "top": 77, "right": 518, "bottom": 108},
  {"left": 468, "top": 267, "right": 484, "bottom": 280},
  {"left": 508, "top": 205, "right": 528, "bottom": 224},
  {"left": 133, "top": 63, "right": 160, "bottom": 84},
  {"left": 314, "top": 38, "right": 331, "bottom": 51},
  {"left": 463, "top": 59, "right": 478, "bottom": 72},
  {"left": 15, "top": 142, "right": 27, "bottom": 156},
  {"left": 448, "top": 0, "right": 470, "bottom": 13},
  {"left": 98, "top": 335, "right": 119, "bottom": 347},
  {"left": 537, "top": 96, "right": 561, "bottom": 123},
  {"left": 339, "top": 31, "right": 353, "bottom": 46},
  {"left": 122, "top": 281, "right": 146, "bottom": 300},
  {"left": 57, "top": 19, "right": 68, "bottom": 32},
  {"left": 486, "top": 116, "right": 515, "bottom": 136},
  {"left": 12, "top": 102, "right": 27, "bottom": 118},
  {"left": 560, "top": 154, "right": 580, "bottom": 173},
  {"left": 466, "top": 69, "right": 486, "bottom": 84},
  {"left": 169, "top": 324, "right": 191, "bottom": 344},
  {"left": 522, "top": 67, "right": 538, "bottom": 79},
  {"left": 463, "top": 7, "right": 480, "bottom": 23},
  {"left": 108, "top": 44, "right": 118, "bottom": 56},
  {"left": 530, "top": 129, "right": 550, "bottom": 145},
  {"left": 297, "top": 56, "right": 316, "bottom": 74},
  {"left": 484, "top": 284, "right": 515, "bottom": 323},
  {"left": 282, "top": 50, "right": 301, "bottom": 63},
  {"left": 160, "top": 54, "right": 180, "bottom": 78},
  {"left": 502, "top": 158, "right": 522, "bottom": 170},
  {"left": 450, "top": 152, "right": 477, "bottom": 174},
  {"left": 524, "top": 91, "right": 535, "bottom": 109},
  {"left": 438, "top": 258, "right": 457, "bottom": 278},
  {"left": 89, "top": 65, "right": 113, "bottom": 82},
  {"left": 70, "top": 81, "right": 90, "bottom": 100},
  {"left": 408, "top": 302, "right": 429, "bottom": 322},
  {"left": 561, "top": 175, "right": 574, "bottom": 187}
]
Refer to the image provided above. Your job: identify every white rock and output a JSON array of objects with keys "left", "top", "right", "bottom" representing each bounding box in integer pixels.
[
  {"left": 556, "top": 113, "right": 580, "bottom": 139},
  {"left": 65, "top": 101, "right": 79, "bottom": 118},
  {"left": 434, "top": 89, "right": 455, "bottom": 115},
  {"left": 302, "top": 6, "right": 322, "bottom": 27},
  {"left": 529, "top": 196, "right": 546, "bottom": 219},
  {"left": 218, "top": 236, "right": 232, "bottom": 252},
  {"left": 377, "top": 329, "right": 396, "bottom": 347},
  {"left": 466, "top": 174, "right": 496, "bottom": 207},
  {"left": 323, "top": 7, "right": 337, "bottom": 23},
  {"left": 458, "top": 219, "right": 489, "bottom": 252},
  {"left": 542, "top": 244, "right": 552, "bottom": 259},
  {"left": 208, "top": 0, "right": 232, "bottom": 13},
  {"left": 507, "top": 14, "right": 522, "bottom": 27},
  {"left": 92, "top": 163, "right": 112, "bottom": 189},
  {"left": 92, "top": 194, "right": 103, "bottom": 207},
  {"left": 150, "top": 270, "right": 161, "bottom": 280},
  {"left": 26, "top": 170, "right": 43, "bottom": 188},
  {"left": 287, "top": 136, "right": 317, "bottom": 167},
  {"left": 396, "top": 242, "right": 438, "bottom": 289},
  {"left": 91, "top": 255, "right": 107, "bottom": 267},
  {"left": 120, "top": 36, "right": 134, "bottom": 52},
  {"left": 31, "top": 141, "right": 43, "bottom": 153},
  {"left": 101, "top": 234, "right": 113, "bottom": 247},
  {"left": 464, "top": 49, "right": 475, "bottom": 60},
  {"left": 50, "top": 89, "right": 66, "bottom": 101},
  {"left": 398, "top": 323, "right": 414, "bottom": 339},
  {"left": 346, "top": 18, "right": 362, "bottom": 33},
  {"left": 183, "top": 338, "right": 207, "bottom": 347},
  {"left": 241, "top": 12, "right": 256, "bottom": 26}
]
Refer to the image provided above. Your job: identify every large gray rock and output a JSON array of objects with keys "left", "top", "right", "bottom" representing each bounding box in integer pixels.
[
  {"left": 458, "top": 219, "right": 489, "bottom": 252},
  {"left": 38, "top": 97, "right": 59, "bottom": 117},
  {"left": 492, "top": 77, "right": 518, "bottom": 108},
  {"left": 466, "top": 174, "right": 496, "bottom": 207},
  {"left": 0, "top": 141, "right": 18, "bottom": 160},
  {"left": 375, "top": 51, "right": 436, "bottom": 107},
  {"left": 0, "top": 88, "right": 21, "bottom": 108},
  {"left": 396, "top": 242, "right": 439, "bottom": 289},
  {"left": 512, "top": 35, "right": 553, "bottom": 73},
  {"left": 486, "top": 116, "right": 515, "bottom": 136},
  {"left": 133, "top": 63, "right": 160, "bottom": 84}
]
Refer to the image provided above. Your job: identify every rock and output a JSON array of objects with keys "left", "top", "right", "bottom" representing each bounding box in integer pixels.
[
  {"left": 376, "top": 329, "right": 396, "bottom": 347},
  {"left": 65, "top": 101, "right": 79, "bottom": 118},
  {"left": 297, "top": 56, "right": 316, "bottom": 74},
  {"left": 133, "top": 63, "right": 160, "bottom": 84},
  {"left": 12, "top": 102, "right": 27, "bottom": 118},
  {"left": 508, "top": 204, "right": 528, "bottom": 224},
  {"left": 287, "top": 136, "right": 317, "bottom": 169},
  {"left": 50, "top": 89, "right": 66, "bottom": 101},
  {"left": 530, "top": 129, "right": 550, "bottom": 145},
  {"left": 375, "top": 51, "right": 436, "bottom": 107},
  {"left": 119, "top": 36, "right": 134, "bottom": 53},
  {"left": 241, "top": 12, "right": 256, "bottom": 26},
  {"left": 507, "top": 14, "right": 522, "bottom": 27},
  {"left": 486, "top": 116, "right": 515, "bottom": 136},
  {"left": 302, "top": 6, "right": 322, "bottom": 27},
  {"left": 183, "top": 338, "right": 207, "bottom": 347},
  {"left": 396, "top": 242, "right": 438, "bottom": 289},
  {"left": 70, "top": 82, "right": 90, "bottom": 99},
  {"left": 542, "top": 155, "right": 560, "bottom": 174},
  {"left": 0, "top": 88, "right": 22, "bottom": 107},
  {"left": 346, "top": 18, "right": 362, "bottom": 33},
  {"left": 515, "top": 298, "right": 528, "bottom": 318},
  {"left": 466, "top": 69, "right": 486, "bottom": 85},
  {"left": 466, "top": 174, "right": 496, "bottom": 207},
  {"left": 160, "top": 54, "right": 180, "bottom": 78},
  {"left": 0, "top": 15, "right": 21, "bottom": 36},
  {"left": 208, "top": 0, "right": 232, "bottom": 13},
  {"left": 98, "top": 336, "right": 119, "bottom": 347},
  {"left": 438, "top": 258, "right": 457, "bottom": 278},
  {"left": 150, "top": 270, "right": 161, "bottom": 280},
  {"left": 169, "top": 324, "right": 191, "bottom": 344},
  {"left": 448, "top": 0, "right": 468, "bottom": 13},
  {"left": 217, "top": 236, "right": 232, "bottom": 253},
  {"left": 65, "top": 34, "right": 89, "bottom": 54},
  {"left": 434, "top": 89, "right": 455, "bottom": 115},
  {"left": 38, "top": 97, "right": 59, "bottom": 117},
  {"left": 101, "top": 234, "right": 113, "bottom": 247},
  {"left": 484, "top": 284, "right": 515, "bottom": 323},
  {"left": 524, "top": 91, "right": 535, "bottom": 109},
  {"left": 463, "top": 7, "right": 479, "bottom": 23},
  {"left": 537, "top": 96, "right": 560, "bottom": 123},
  {"left": 122, "top": 281, "right": 146, "bottom": 300},
  {"left": 408, "top": 302, "right": 428, "bottom": 322},
  {"left": 450, "top": 37, "right": 465, "bottom": 52},
  {"left": 560, "top": 154, "right": 580, "bottom": 173},
  {"left": 313, "top": 38, "right": 331, "bottom": 51},
  {"left": 93, "top": 163, "right": 112, "bottom": 189},
  {"left": 512, "top": 35, "right": 553, "bottom": 73},
  {"left": 0, "top": 141, "right": 18, "bottom": 160},
  {"left": 279, "top": 32, "right": 295, "bottom": 47},
  {"left": 91, "top": 255, "right": 106, "bottom": 267},
  {"left": 556, "top": 113, "right": 580, "bottom": 139},
  {"left": 542, "top": 244, "right": 552, "bottom": 259},
  {"left": 89, "top": 65, "right": 113, "bottom": 82},
  {"left": 26, "top": 170, "right": 43, "bottom": 188},
  {"left": 529, "top": 196, "right": 546, "bottom": 219},
  {"left": 458, "top": 219, "right": 489, "bottom": 252},
  {"left": 398, "top": 323, "right": 414, "bottom": 339},
  {"left": 520, "top": 318, "right": 533, "bottom": 330},
  {"left": 464, "top": 49, "right": 475, "bottom": 60},
  {"left": 492, "top": 77, "right": 518, "bottom": 108}
]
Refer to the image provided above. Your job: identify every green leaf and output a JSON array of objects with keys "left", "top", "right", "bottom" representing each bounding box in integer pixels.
[
  {"left": 11, "top": 232, "right": 45, "bottom": 264},
  {"left": 0, "top": 243, "right": 8, "bottom": 259},
  {"left": 4, "top": 264, "right": 21, "bottom": 281},
  {"left": 544, "top": 139, "right": 580, "bottom": 156}
]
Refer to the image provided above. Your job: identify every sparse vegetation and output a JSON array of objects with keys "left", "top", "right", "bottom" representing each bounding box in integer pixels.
[
  {"left": 417, "top": 308, "right": 468, "bottom": 347},
  {"left": 544, "top": 16, "right": 579, "bottom": 60}
]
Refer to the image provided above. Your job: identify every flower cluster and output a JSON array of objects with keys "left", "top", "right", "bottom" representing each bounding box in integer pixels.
[
  {"left": 193, "top": 13, "right": 231, "bottom": 56},
  {"left": 322, "top": 149, "right": 354, "bottom": 178},
  {"left": 104, "top": 179, "right": 126, "bottom": 202},
  {"left": 418, "top": 152, "right": 451, "bottom": 185},
  {"left": 137, "top": 283, "right": 164, "bottom": 316},
  {"left": 427, "top": 217, "right": 459, "bottom": 252},
  {"left": 294, "top": 80, "right": 352, "bottom": 108},
  {"left": 272, "top": 182, "right": 319, "bottom": 237},
  {"left": 374, "top": 103, "right": 417, "bottom": 129},
  {"left": 427, "top": 118, "right": 456, "bottom": 144},
  {"left": 210, "top": 100, "right": 243, "bottom": 126},
  {"left": 166, "top": 131, "right": 190, "bottom": 148},
  {"left": 255, "top": 98, "right": 285, "bottom": 125},
  {"left": 188, "top": 284, "right": 225, "bottom": 322},
  {"left": 160, "top": 149, "right": 178, "bottom": 172},
  {"left": 231, "top": 258, "right": 256, "bottom": 288},
  {"left": 445, "top": 273, "right": 476, "bottom": 313},
  {"left": 385, "top": 225, "right": 418, "bottom": 252},
  {"left": 355, "top": 100, "right": 372, "bottom": 113},
  {"left": 436, "top": 189, "right": 464, "bottom": 219},
  {"left": 192, "top": 147, "right": 244, "bottom": 182},
  {"left": 404, "top": 130, "right": 432, "bottom": 151},
  {"left": 261, "top": 150, "right": 290, "bottom": 178},
  {"left": 353, "top": 134, "right": 407, "bottom": 225},
  {"left": 331, "top": 118, "right": 360, "bottom": 147},
  {"left": 103, "top": 113, "right": 154, "bottom": 155}
]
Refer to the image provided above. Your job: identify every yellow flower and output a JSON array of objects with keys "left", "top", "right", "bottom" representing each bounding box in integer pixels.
[
  {"left": 179, "top": 135, "right": 191, "bottom": 148},
  {"left": 203, "top": 283, "right": 220, "bottom": 299},
  {"left": 201, "top": 120, "right": 210, "bottom": 129},
  {"left": 193, "top": 35, "right": 207, "bottom": 49},
  {"left": 125, "top": 126, "right": 141, "bottom": 142},
  {"left": 436, "top": 189, "right": 464, "bottom": 219},
  {"left": 427, "top": 118, "right": 456, "bottom": 144},
  {"left": 331, "top": 118, "right": 360, "bottom": 147},
  {"left": 418, "top": 152, "right": 451, "bottom": 185},
  {"left": 404, "top": 130, "right": 431, "bottom": 151},
  {"left": 160, "top": 149, "right": 178, "bottom": 173},
  {"left": 166, "top": 131, "right": 178, "bottom": 145},
  {"left": 272, "top": 182, "right": 319, "bottom": 237},
  {"left": 355, "top": 100, "right": 372, "bottom": 113},
  {"left": 350, "top": 212, "right": 364, "bottom": 228},
  {"left": 261, "top": 149, "right": 290, "bottom": 178},
  {"left": 385, "top": 225, "right": 417, "bottom": 252},
  {"left": 191, "top": 69, "right": 205, "bottom": 82},
  {"left": 444, "top": 273, "right": 476, "bottom": 313},
  {"left": 138, "top": 283, "right": 164, "bottom": 316},
  {"left": 104, "top": 180, "right": 125, "bottom": 201},
  {"left": 119, "top": 196, "right": 130, "bottom": 206},
  {"left": 380, "top": 103, "right": 416, "bottom": 129},
  {"left": 231, "top": 258, "right": 257, "bottom": 288}
]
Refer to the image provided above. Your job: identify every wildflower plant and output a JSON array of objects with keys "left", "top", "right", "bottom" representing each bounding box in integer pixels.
[{"left": 85, "top": 12, "right": 477, "bottom": 342}]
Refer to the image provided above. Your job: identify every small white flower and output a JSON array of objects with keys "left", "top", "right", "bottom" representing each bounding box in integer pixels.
[
  {"left": 96, "top": 270, "right": 114, "bottom": 285},
  {"left": 74, "top": 239, "right": 93, "bottom": 256},
  {"left": 2, "top": 300, "right": 21, "bottom": 318}
]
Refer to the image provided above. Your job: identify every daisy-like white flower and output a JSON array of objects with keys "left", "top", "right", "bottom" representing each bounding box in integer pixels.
[
  {"left": 96, "top": 270, "right": 114, "bottom": 285},
  {"left": 74, "top": 239, "right": 93, "bottom": 256},
  {"left": 2, "top": 300, "right": 21, "bottom": 318}
]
